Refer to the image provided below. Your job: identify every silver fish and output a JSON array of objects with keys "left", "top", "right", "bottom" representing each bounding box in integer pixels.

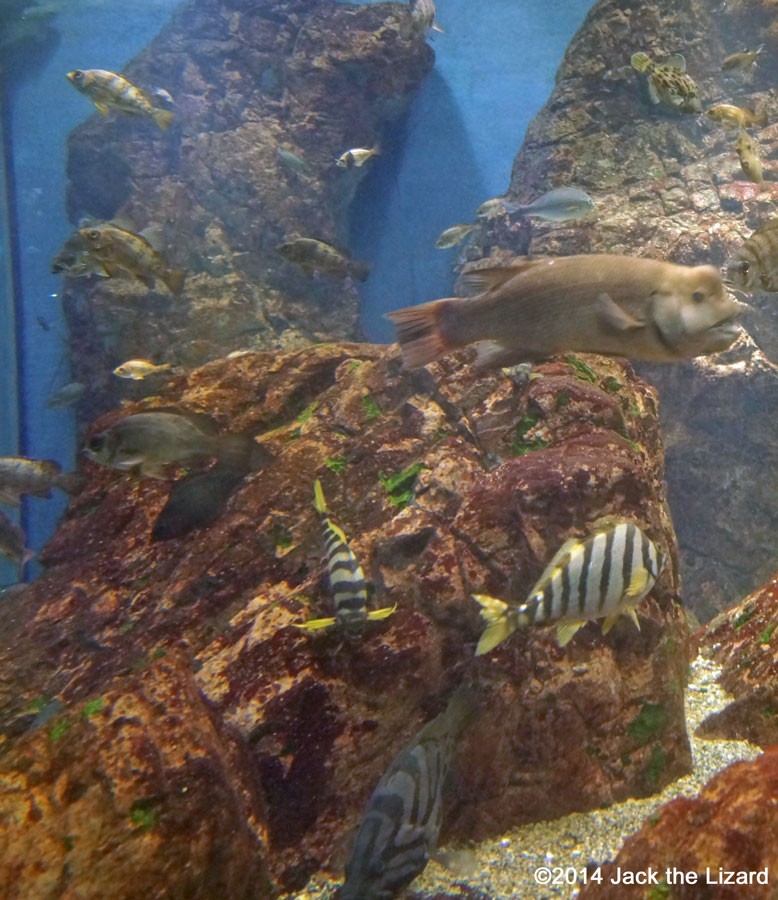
[
  {"left": 341, "top": 685, "right": 476, "bottom": 900},
  {"left": 386, "top": 254, "right": 747, "bottom": 369},
  {"left": 0, "top": 457, "right": 82, "bottom": 507},
  {"left": 475, "top": 520, "right": 663, "bottom": 652},
  {"left": 47, "top": 382, "right": 87, "bottom": 408},
  {"left": 295, "top": 480, "right": 394, "bottom": 638},
  {"left": 401, "top": 0, "right": 442, "bottom": 39},
  {"left": 512, "top": 187, "right": 594, "bottom": 222},
  {"left": 277, "top": 147, "right": 313, "bottom": 177},
  {"left": 435, "top": 224, "right": 476, "bottom": 249}
]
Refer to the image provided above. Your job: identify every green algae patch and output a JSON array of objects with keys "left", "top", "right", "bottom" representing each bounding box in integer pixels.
[
  {"left": 49, "top": 718, "right": 71, "bottom": 743},
  {"left": 324, "top": 456, "right": 347, "bottom": 474},
  {"left": 760, "top": 623, "right": 777, "bottom": 644},
  {"left": 361, "top": 394, "right": 382, "bottom": 420},
  {"left": 130, "top": 802, "right": 158, "bottom": 832},
  {"left": 644, "top": 742, "right": 667, "bottom": 788},
  {"left": 511, "top": 413, "right": 549, "bottom": 455},
  {"left": 733, "top": 607, "right": 756, "bottom": 633},
  {"left": 629, "top": 703, "right": 669, "bottom": 745},
  {"left": 379, "top": 463, "right": 425, "bottom": 508},
  {"left": 565, "top": 356, "right": 597, "bottom": 382},
  {"left": 82, "top": 698, "right": 103, "bottom": 719},
  {"left": 648, "top": 879, "right": 671, "bottom": 899},
  {"left": 604, "top": 376, "right": 622, "bottom": 393},
  {"left": 297, "top": 401, "right": 318, "bottom": 423}
]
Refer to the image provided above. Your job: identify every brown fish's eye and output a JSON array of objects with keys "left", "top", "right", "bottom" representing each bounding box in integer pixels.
[
  {"left": 691, "top": 290, "right": 705, "bottom": 303},
  {"left": 87, "top": 229, "right": 100, "bottom": 241}
]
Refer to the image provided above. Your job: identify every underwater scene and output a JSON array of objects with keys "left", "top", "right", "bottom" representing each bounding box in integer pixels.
[{"left": 7, "top": 0, "right": 778, "bottom": 896}]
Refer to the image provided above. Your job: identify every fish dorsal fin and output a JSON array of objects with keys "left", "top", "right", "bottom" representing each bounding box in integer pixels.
[
  {"left": 139, "top": 225, "right": 165, "bottom": 251},
  {"left": 663, "top": 53, "right": 686, "bottom": 72},
  {"left": 459, "top": 258, "right": 542, "bottom": 295},
  {"left": 144, "top": 406, "right": 220, "bottom": 435},
  {"left": 556, "top": 620, "right": 585, "bottom": 646},
  {"left": 108, "top": 215, "right": 138, "bottom": 234},
  {"left": 526, "top": 536, "right": 581, "bottom": 597}
]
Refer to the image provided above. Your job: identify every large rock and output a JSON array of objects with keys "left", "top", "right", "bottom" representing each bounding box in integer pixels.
[
  {"left": 462, "top": 0, "right": 778, "bottom": 619},
  {"left": 61, "top": 0, "right": 433, "bottom": 424},
  {"left": 0, "top": 343, "right": 690, "bottom": 893},
  {"left": 578, "top": 746, "right": 778, "bottom": 900}
]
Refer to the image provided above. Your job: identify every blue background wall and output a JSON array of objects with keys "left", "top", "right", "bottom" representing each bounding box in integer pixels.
[{"left": 3, "top": 0, "right": 593, "bottom": 585}]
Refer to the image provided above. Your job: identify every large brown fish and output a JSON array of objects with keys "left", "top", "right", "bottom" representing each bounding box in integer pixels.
[{"left": 386, "top": 254, "right": 747, "bottom": 368}]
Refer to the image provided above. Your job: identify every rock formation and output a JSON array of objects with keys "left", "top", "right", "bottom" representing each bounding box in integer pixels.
[
  {"left": 0, "top": 344, "right": 690, "bottom": 895},
  {"left": 464, "top": 0, "right": 778, "bottom": 620},
  {"left": 60, "top": 0, "right": 433, "bottom": 424}
]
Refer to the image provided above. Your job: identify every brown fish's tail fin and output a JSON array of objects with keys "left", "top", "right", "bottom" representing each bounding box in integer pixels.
[
  {"left": 386, "top": 298, "right": 458, "bottom": 368},
  {"left": 152, "top": 107, "right": 175, "bottom": 131},
  {"left": 53, "top": 471, "right": 87, "bottom": 496},
  {"left": 163, "top": 268, "right": 187, "bottom": 294}
]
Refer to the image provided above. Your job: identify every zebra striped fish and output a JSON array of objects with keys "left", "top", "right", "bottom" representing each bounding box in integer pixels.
[
  {"left": 340, "top": 685, "right": 476, "bottom": 900},
  {"left": 66, "top": 69, "right": 174, "bottom": 131},
  {"left": 295, "top": 480, "right": 395, "bottom": 638},
  {"left": 474, "top": 520, "right": 663, "bottom": 653}
]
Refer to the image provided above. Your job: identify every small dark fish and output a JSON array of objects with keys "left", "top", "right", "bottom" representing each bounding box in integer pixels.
[
  {"left": 152, "top": 465, "right": 246, "bottom": 541},
  {"left": 295, "top": 480, "right": 394, "bottom": 639},
  {"left": 277, "top": 237, "right": 369, "bottom": 281},
  {"left": 47, "top": 381, "right": 87, "bottom": 409},
  {"left": 277, "top": 146, "right": 313, "bottom": 177},
  {"left": 513, "top": 187, "right": 594, "bottom": 222},
  {"left": 341, "top": 685, "right": 476, "bottom": 900},
  {"left": 84, "top": 411, "right": 255, "bottom": 479}
]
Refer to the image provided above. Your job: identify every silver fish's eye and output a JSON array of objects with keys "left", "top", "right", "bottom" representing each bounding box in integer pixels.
[
  {"left": 87, "top": 229, "right": 100, "bottom": 241},
  {"left": 88, "top": 435, "right": 105, "bottom": 452},
  {"left": 691, "top": 290, "right": 705, "bottom": 303},
  {"left": 72, "top": 70, "right": 84, "bottom": 82}
]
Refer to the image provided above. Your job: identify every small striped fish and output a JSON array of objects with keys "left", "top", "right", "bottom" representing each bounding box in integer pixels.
[
  {"left": 295, "top": 480, "right": 395, "bottom": 638},
  {"left": 66, "top": 69, "right": 174, "bottom": 131},
  {"left": 341, "top": 685, "right": 476, "bottom": 900},
  {"left": 474, "top": 520, "right": 663, "bottom": 653}
]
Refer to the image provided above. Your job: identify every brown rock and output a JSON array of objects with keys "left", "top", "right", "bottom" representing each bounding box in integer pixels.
[
  {"left": 0, "top": 343, "right": 691, "bottom": 892},
  {"left": 578, "top": 747, "right": 778, "bottom": 900}
]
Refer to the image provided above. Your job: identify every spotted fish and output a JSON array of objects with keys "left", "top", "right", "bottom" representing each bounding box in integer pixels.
[
  {"left": 340, "top": 685, "right": 476, "bottom": 900},
  {"left": 295, "top": 480, "right": 395, "bottom": 638},
  {"left": 630, "top": 51, "right": 702, "bottom": 113},
  {"left": 474, "top": 520, "right": 663, "bottom": 652},
  {"left": 726, "top": 217, "right": 778, "bottom": 292}
]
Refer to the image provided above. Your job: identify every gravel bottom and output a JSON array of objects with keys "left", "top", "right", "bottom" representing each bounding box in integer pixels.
[{"left": 285, "top": 652, "right": 761, "bottom": 900}]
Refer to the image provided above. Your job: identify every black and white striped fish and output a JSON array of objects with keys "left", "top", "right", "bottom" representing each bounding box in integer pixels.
[
  {"left": 474, "top": 520, "right": 663, "bottom": 653},
  {"left": 340, "top": 685, "right": 476, "bottom": 900},
  {"left": 295, "top": 480, "right": 395, "bottom": 639}
]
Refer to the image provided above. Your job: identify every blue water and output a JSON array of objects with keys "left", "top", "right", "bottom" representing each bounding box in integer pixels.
[
  {"left": 3, "top": 0, "right": 592, "bottom": 583},
  {"left": 345, "top": 0, "right": 594, "bottom": 341},
  {"left": 4, "top": 0, "right": 178, "bottom": 583}
]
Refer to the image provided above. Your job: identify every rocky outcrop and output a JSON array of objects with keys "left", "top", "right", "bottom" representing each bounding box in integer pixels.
[
  {"left": 578, "top": 746, "right": 778, "bottom": 900},
  {"left": 463, "top": 0, "right": 778, "bottom": 619},
  {"left": 0, "top": 343, "right": 690, "bottom": 894},
  {"left": 61, "top": 0, "right": 433, "bottom": 424},
  {"left": 696, "top": 571, "right": 778, "bottom": 748}
]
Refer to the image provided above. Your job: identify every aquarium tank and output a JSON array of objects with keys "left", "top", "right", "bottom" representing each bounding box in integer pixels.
[{"left": 4, "top": 0, "right": 778, "bottom": 897}]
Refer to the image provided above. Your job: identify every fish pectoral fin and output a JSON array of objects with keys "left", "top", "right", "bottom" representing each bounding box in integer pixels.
[
  {"left": 474, "top": 341, "right": 515, "bottom": 368},
  {"left": 596, "top": 293, "right": 646, "bottom": 333},
  {"left": 669, "top": 94, "right": 684, "bottom": 107},
  {"left": 556, "top": 620, "right": 585, "bottom": 646},
  {"left": 93, "top": 101, "right": 110, "bottom": 114},
  {"left": 366, "top": 604, "right": 397, "bottom": 621},
  {"left": 625, "top": 567, "right": 651, "bottom": 598},
  {"left": 293, "top": 616, "right": 337, "bottom": 632},
  {"left": 140, "top": 462, "right": 168, "bottom": 479},
  {"left": 663, "top": 53, "right": 686, "bottom": 72},
  {"left": 647, "top": 79, "right": 660, "bottom": 104},
  {"left": 0, "top": 488, "right": 21, "bottom": 507}
]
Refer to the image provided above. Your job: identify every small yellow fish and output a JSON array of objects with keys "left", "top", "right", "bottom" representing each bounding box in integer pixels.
[
  {"left": 113, "top": 359, "right": 173, "bottom": 380},
  {"left": 705, "top": 104, "right": 766, "bottom": 130},
  {"left": 66, "top": 69, "right": 174, "bottom": 131},
  {"left": 336, "top": 145, "right": 380, "bottom": 168},
  {"left": 435, "top": 223, "right": 476, "bottom": 249},
  {"left": 736, "top": 129, "right": 763, "bottom": 184},
  {"left": 722, "top": 45, "right": 764, "bottom": 71}
]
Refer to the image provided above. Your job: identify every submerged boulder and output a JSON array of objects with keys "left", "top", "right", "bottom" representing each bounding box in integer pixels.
[{"left": 0, "top": 343, "right": 690, "bottom": 893}]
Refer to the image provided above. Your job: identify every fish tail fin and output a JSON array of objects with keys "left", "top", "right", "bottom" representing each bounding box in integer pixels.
[
  {"left": 385, "top": 298, "right": 458, "bottom": 368},
  {"left": 630, "top": 52, "right": 651, "bottom": 72},
  {"left": 313, "top": 479, "right": 328, "bottom": 515},
  {"left": 18, "top": 548, "right": 35, "bottom": 580},
  {"left": 53, "top": 471, "right": 86, "bottom": 496},
  {"left": 472, "top": 594, "right": 516, "bottom": 655},
  {"left": 163, "top": 268, "right": 186, "bottom": 294},
  {"left": 365, "top": 603, "right": 396, "bottom": 622},
  {"left": 214, "top": 433, "right": 255, "bottom": 474},
  {"left": 152, "top": 107, "right": 175, "bottom": 131},
  {"left": 293, "top": 616, "right": 337, "bottom": 632}
]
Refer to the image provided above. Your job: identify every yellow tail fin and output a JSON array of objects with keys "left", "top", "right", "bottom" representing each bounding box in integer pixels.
[
  {"left": 630, "top": 52, "right": 652, "bottom": 72},
  {"left": 152, "top": 107, "right": 174, "bottom": 131},
  {"left": 366, "top": 604, "right": 397, "bottom": 622},
  {"left": 472, "top": 594, "right": 514, "bottom": 655},
  {"left": 313, "top": 479, "right": 327, "bottom": 514},
  {"left": 293, "top": 616, "right": 337, "bottom": 632}
]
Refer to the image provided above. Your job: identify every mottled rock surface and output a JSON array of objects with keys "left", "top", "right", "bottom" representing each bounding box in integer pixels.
[
  {"left": 696, "top": 571, "right": 778, "bottom": 748},
  {"left": 463, "top": 0, "right": 778, "bottom": 618},
  {"left": 0, "top": 344, "right": 690, "bottom": 894},
  {"left": 61, "top": 0, "right": 432, "bottom": 424},
  {"left": 578, "top": 746, "right": 778, "bottom": 900}
]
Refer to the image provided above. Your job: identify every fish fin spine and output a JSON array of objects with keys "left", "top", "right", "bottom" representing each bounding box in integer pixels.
[
  {"left": 601, "top": 612, "right": 620, "bottom": 634},
  {"left": 313, "top": 479, "right": 327, "bottom": 514},
  {"left": 385, "top": 298, "right": 458, "bottom": 368},
  {"left": 556, "top": 620, "right": 585, "bottom": 646},
  {"left": 366, "top": 604, "right": 396, "bottom": 621},
  {"left": 294, "top": 616, "right": 337, "bottom": 631},
  {"left": 152, "top": 107, "right": 175, "bottom": 131}
]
